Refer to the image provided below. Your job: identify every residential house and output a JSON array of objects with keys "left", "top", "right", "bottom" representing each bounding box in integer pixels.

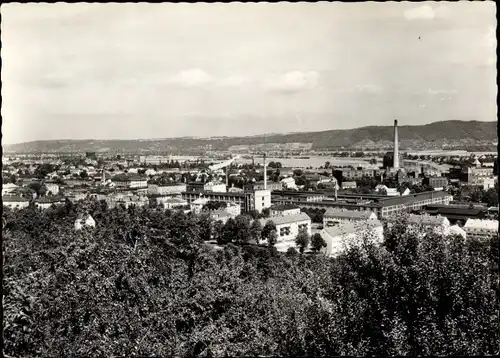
[
  {"left": 204, "top": 181, "right": 227, "bottom": 193},
  {"left": 45, "top": 182, "right": 60, "bottom": 196},
  {"left": 386, "top": 214, "right": 451, "bottom": 236},
  {"left": 161, "top": 197, "right": 188, "bottom": 210},
  {"left": 2, "top": 183, "right": 19, "bottom": 196},
  {"left": 112, "top": 174, "right": 148, "bottom": 189},
  {"left": 323, "top": 208, "right": 378, "bottom": 227},
  {"left": 424, "top": 176, "right": 448, "bottom": 191},
  {"left": 464, "top": 219, "right": 499, "bottom": 240},
  {"left": 270, "top": 204, "right": 301, "bottom": 217},
  {"left": 209, "top": 203, "right": 241, "bottom": 224},
  {"left": 281, "top": 177, "right": 297, "bottom": 190},
  {"left": 35, "top": 197, "right": 64, "bottom": 210},
  {"left": 259, "top": 212, "right": 311, "bottom": 243},
  {"left": 148, "top": 183, "right": 187, "bottom": 196},
  {"left": 209, "top": 209, "right": 233, "bottom": 224},
  {"left": 106, "top": 193, "right": 148, "bottom": 209},
  {"left": 342, "top": 181, "right": 357, "bottom": 190},
  {"left": 190, "top": 197, "right": 209, "bottom": 214},
  {"left": 321, "top": 220, "right": 384, "bottom": 257},
  {"left": 2, "top": 195, "right": 30, "bottom": 209},
  {"left": 483, "top": 177, "right": 497, "bottom": 190}
]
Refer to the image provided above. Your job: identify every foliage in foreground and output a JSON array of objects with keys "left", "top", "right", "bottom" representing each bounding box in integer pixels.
[{"left": 3, "top": 201, "right": 499, "bottom": 357}]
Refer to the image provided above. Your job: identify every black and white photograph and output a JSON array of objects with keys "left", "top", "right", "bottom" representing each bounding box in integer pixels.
[{"left": 1, "top": 2, "right": 498, "bottom": 357}]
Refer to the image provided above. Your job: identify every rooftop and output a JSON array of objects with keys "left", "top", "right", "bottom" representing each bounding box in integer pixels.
[
  {"left": 260, "top": 212, "right": 311, "bottom": 226},
  {"left": 2, "top": 195, "right": 29, "bottom": 202},
  {"left": 323, "top": 220, "right": 382, "bottom": 237},
  {"left": 464, "top": 219, "right": 499, "bottom": 231},
  {"left": 324, "top": 208, "right": 376, "bottom": 220},
  {"left": 271, "top": 204, "right": 301, "bottom": 211}
]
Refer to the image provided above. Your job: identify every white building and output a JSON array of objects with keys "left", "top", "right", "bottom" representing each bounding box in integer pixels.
[
  {"left": 45, "top": 183, "right": 60, "bottom": 196},
  {"left": 2, "top": 196, "right": 29, "bottom": 209},
  {"left": 341, "top": 181, "right": 357, "bottom": 190},
  {"left": 464, "top": 219, "right": 499, "bottom": 240},
  {"left": 209, "top": 210, "right": 233, "bottom": 224},
  {"left": 74, "top": 214, "right": 96, "bottom": 231},
  {"left": 270, "top": 204, "right": 301, "bottom": 217},
  {"left": 204, "top": 182, "right": 227, "bottom": 193},
  {"left": 161, "top": 197, "right": 188, "bottom": 210},
  {"left": 148, "top": 184, "right": 187, "bottom": 196},
  {"left": 190, "top": 197, "right": 209, "bottom": 214},
  {"left": 253, "top": 189, "right": 272, "bottom": 213},
  {"left": 259, "top": 212, "right": 311, "bottom": 242},
  {"left": 225, "top": 202, "right": 242, "bottom": 217},
  {"left": 281, "top": 177, "right": 297, "bottom": 190},
  {"left": 35, "top": 197, "right": 64, "bottom": 210},
  {"left": 321, "top": 221, "right": 384, "bottom": 257},
  {"left": 323, "top": 208, "right": 378, "bottom": 227},
  {"left": 483, "top": 177, "right": 498, "bottom": 190},
  {"left": 386, "top": 214, "right": 451, "bottom": 236},
  {"left": 106, "top": 193, "right": 148, "bottom": 209},
  {"left": 2, "top": 183, "right": 19, "bottom": 196}
]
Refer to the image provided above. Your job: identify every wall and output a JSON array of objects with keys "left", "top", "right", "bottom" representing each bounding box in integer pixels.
[
  {"left": 254, "top": 190, "right": 271, "bottom": 213},
  {"left": 276, "top": 219, "right": 311, "bottom": 242}
]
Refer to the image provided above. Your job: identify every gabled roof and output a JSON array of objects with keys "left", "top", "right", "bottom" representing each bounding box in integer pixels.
[
  {"left": 464, "top": 219, "right": 499, "bottom": 231},
  {"left": 2, "top": 195, "right": 29, "bottom": 202},
  {"left": 163, "top": 197, "right": 187, "bottom": 204},
  {"left": 260, "top": 212, "right": 311, "bottom": 226},
  {"left": 323, "top": 220, "right": 382, "bottom": 237},
  {"left": 324, "top": 208, "right": 376, "bottom": 220}
]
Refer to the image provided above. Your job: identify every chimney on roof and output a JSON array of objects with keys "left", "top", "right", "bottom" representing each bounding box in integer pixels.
[{"left": 393, "top": 119, "right": 399, "bottom": 169}]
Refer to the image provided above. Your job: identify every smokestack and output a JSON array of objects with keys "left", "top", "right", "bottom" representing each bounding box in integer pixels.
[
  {"left": 393, "top": 119, "right": 399, "bottom": 169},
  {"left": 226, "top": 167, "right": 229, "bottom": 188},
  {"left": 264, "top": 153, "right": 267, "bottom": 190}
]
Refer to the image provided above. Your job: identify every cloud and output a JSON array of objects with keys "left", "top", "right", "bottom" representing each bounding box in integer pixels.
[
  {"left": 482, "top": 27, "right": 496, "bottom": 48},
  {"left": 354, "top": 84, "right": 383, "bottom": 94},
  {"left": 217, "top": 75, "right": 251, "bottom": 87},
  {"left": 168, "top": 68, "right": 214, "bottom": 87},
  {"left": 404, "top": 4, "right": 449, "bottom": 21},
  {"left": 266, "top": 70, "right": 319, "bottom": 93},
  {"left": 428, "top": 89, "right": 458, "bottom": 95}
]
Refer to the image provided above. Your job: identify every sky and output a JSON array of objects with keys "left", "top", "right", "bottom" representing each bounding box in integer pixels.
[{"left": 1, "top": 2, "right": 497, "bottom": 144}]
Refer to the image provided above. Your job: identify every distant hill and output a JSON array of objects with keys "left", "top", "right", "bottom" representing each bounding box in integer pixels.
[{"left": 4, "top": 120, "right": 497, "bottom": 154}]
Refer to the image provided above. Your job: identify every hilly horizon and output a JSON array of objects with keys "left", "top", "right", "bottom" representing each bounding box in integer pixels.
[{"left": 4, "top": 120, "right": 497, "bottom": 154}]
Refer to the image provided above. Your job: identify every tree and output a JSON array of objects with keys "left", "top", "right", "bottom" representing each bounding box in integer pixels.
[
  {"left": 369, "top": 158, "right": 377, "bottom": 165},
  {"left": 27, "top": 182, "right": 47, "bottom": 197},
  {"left": 286, "top": 247, "right": 298, "bottom": 257},
  {"left": 261, "top": 207, "right": 271, "bottom": 218},
  {"left": 310, "top": 233, "right": 327, "bottom": 253},
  {"left": 202, "top": 201, "right": 227, "bottom": 211},
  {"left": 249, "top": 220, "right": 262, "bottom": 244},
  {"left": 261, "top": 220, "right": 277, "bottom": 243},
  {"left": 482, "top": 187, "right": 498, "bottom": 207},
  {"left": 80, "top": 170, "right": 89, "bottom": 179},
  {"left": 268, "top": 229, "right": 278, "bottom": 247},
  {"left": 295, "top": 227, "right": 310, "bottom": 253}
]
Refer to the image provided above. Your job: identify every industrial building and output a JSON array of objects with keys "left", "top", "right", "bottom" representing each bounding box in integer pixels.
[{"left": 271, "top": 190, "right": 453, "bottom": 219}]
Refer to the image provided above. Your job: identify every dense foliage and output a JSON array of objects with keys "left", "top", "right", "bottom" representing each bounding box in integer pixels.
[{"left": 3, "top": 202, "right": 499, "bottom": 357}]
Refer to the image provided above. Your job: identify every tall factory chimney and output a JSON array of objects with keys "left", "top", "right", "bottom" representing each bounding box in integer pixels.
[
  {"left": 263, "top": 153, "right": 267, "bottom": 190},
  {"left": 393, "top": 119, "right": 400, "bottom": 169}
]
